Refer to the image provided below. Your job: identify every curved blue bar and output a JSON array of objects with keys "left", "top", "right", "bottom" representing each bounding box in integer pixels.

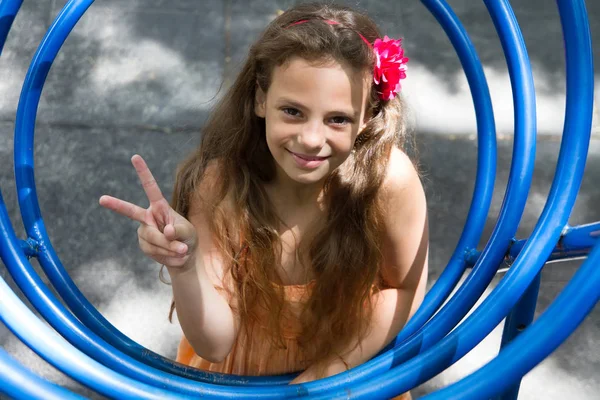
[
  {"left": 0, "top": 347, "right": 86, "bottom": 400},
  {"left": 385, "top": 0, "right": 498, "bottom": 349},
  {"left": 0, "top": 0, "right": 597, "bottom": 397},
  {"left": 0, "top": 189, "right": 304, "bottom": 398},
  {"left": 312, "top": 0, "right": 593, "bottom": 397},
  {"left": 6, "top": 0, "right": 500, "bottom": 394},
  {"left": 1, "top": 4, "right": 84, "bottom": 396},
  {"left": 12, "top": 0, "right": 517, "bottom": 396},
  {"left": 0, "top": 201, "right": 201, "bottom": 399},
  {"left": 9, "top": 0, "right": 493, "bottom": 391},
  {"left": 496, "top": 271, "right": 541, "bottom": 398},
  {"left": 5, "top": 0, "right": 584, "bottom": 398},
  {"left": 425, "top": 238, "right": 599, "bottom": 398},
  {"left": 0, "top": 0, "right": 22, "bottom": 55},
  {"left": 276, "top": 0, "right": 539, "bottom": 393},
  {"left": 9, "top": 0, "right": 501, "bottom": 395},
  {"left": 466, "top": 221, "right": 600, "bottom": 265},
  {"left": 423, "top": 2, "right": 595, "bottom": 397},
  {"left": 560, "top": 222, "right": 600, "bottom": 251},
  {"left": 11, "top": 0, "right": 292, "bottom": 387}
]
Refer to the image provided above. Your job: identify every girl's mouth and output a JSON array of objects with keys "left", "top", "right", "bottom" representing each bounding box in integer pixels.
[{"left": 287, "top": 150, "right": 330, "bottom": 169}]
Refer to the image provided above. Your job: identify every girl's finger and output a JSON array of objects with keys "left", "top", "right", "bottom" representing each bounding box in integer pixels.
[
  {"left": 131, "top": 155, "right": 165, "bottom": 205},
  {"left": 150, "top": 200, "right": 173, "bottom": 232},
  {"left": 99, "top": 195, "right": 146, "bottom": 224},
  {"left": 163, "top": 224, "right": 176, "bottom": 241},
  {"left": 139, "top": 237, "right": 183, "bottom": 258},
  {"left": 166, "top": 222, "right": 196, "bottom": 244},
  {"left": 138, "top": 225, "right": 189, "bottom": 254}
]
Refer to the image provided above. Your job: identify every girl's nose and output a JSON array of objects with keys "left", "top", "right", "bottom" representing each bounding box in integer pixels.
[{"left": 299, "top": 120, "right": 326, "bottom": 150}]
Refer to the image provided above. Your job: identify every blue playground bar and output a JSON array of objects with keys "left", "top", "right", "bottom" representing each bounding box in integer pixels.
[{"left": 0, "top": 0, "right": 597, "bottom": 398}]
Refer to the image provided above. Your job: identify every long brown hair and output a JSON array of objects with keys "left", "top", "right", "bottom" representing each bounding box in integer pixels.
[{"left": 167, "top": 2, "right": 410, "bottom": 370}]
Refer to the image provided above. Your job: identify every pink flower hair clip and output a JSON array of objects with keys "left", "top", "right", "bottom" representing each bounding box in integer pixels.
[
  {"left": 286, "top": 20, "right": 408, "bottom": 101},
  {"left": 373, "top": 36, "right": 409, "bottom": 101}
]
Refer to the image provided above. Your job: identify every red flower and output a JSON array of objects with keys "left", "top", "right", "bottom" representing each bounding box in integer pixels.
[{"left": 373, "top": 36, "right": 409, "bottom": 100}]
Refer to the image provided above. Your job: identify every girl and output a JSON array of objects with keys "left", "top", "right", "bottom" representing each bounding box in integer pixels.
[{"left": 100, "top": 2, "right": 428, "bottom": 399}]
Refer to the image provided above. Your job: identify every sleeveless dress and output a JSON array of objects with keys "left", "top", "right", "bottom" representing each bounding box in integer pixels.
[{"left": 175, "top": 280, "right": 411, "bottom": 400}]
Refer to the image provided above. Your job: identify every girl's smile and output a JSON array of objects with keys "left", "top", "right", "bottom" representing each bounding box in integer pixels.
[{"left": 286, "top": 149, "right": 330, "bottom": 169}]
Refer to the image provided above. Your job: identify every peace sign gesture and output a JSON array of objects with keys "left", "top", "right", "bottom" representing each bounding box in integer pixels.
[{"left": 99, "top": 155, "right": 198, "bottom": 269}]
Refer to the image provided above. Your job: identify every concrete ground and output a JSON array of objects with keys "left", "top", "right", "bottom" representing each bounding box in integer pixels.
[{"left": 0, "top": 0, "right": 599, "bottom": 398}]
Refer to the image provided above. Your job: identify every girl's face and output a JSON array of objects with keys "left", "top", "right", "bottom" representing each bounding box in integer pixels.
[{"left": 255, "top": 56, "right": 371, "bottom": 187}]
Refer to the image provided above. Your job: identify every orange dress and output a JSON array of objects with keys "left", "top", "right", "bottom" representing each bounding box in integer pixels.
[{"left": 176, "top": 281, "right": 411, "bottom": 400}]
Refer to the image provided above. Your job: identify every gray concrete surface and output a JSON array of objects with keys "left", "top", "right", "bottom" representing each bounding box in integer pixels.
[{"left": 0, "top": 0, "right": 599, "bottom": 398}]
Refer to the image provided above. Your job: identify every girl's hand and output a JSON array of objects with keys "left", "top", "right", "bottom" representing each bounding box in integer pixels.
[{"left": 99, "top": 154, "right": 198, "bottom": 269}]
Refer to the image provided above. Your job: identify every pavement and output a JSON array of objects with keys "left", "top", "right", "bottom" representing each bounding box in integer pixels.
[{"left": 0, "top": 0, "right": 599, "bottom": 398}]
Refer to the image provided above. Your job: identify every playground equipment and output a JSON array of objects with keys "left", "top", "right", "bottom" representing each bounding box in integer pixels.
[{"left": 0, "top": 0, "right": 597, "bottom": 398}]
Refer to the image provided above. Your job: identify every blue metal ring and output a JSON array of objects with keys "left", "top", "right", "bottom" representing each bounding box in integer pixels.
[
  {"left": 423, "top": 0, "right": 595, "bottom": 396},
  {"left": 8, "top": 0, "right": 498, "bottom": 392},
  {"left": 10, "top": 0, "right": 293, "bottom": 388},
  {"left": 0, "top": 0, "right": 22, "bottom": 55},
  {"left": 0, "top": 0, "right": 591, "bottom": 397},
  {"left": 314, "top": 0, "right": 593, "bottom": 396},
  {"left": 0, "top": 346, "right": 85, "bottom": 400},
  {"left": 383, "top": 0, "right": 499, "bottom": 351},
  {"left": 9, "top": 0, "right": 528, "bottom": 396}
]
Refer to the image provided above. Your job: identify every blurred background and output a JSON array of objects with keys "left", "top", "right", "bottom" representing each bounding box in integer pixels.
[{"left": 0, "top": 0, "right": 598, "bottom": 398}]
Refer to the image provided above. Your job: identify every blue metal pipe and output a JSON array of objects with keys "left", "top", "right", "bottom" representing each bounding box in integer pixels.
[
  {"left": 0, "top": 346, "right": 86, "bottom": 400},
  {"left": 10, "top": 0, "right": 293, "bottom": 387},
  {"left": 508, "top": 223, "right": 600, "bottom": 263},
  {"left": 0, "top": 195, "right": 201, "bottom": 399},
  {"left": 384, "top": 0, "right": 498, "bottom": 351},
  {"left": 9, "top": 0, "right": 495, "bottom": 391},
  {"left": 495, "top": 272, "right": 541, "bottom": 400},
  {"left": 311, "top": 0, "right": 593, "bottom": 397},
  {"left": 465, "top": 220, "right": 600, "bottom": 266},
  {"left": 423, "top": 239, "right": 600, "bottom": 399},
  {"left": 0, "top": 188, "right": 313, "bottom": 398},
  {"left": 11, "top": 0, "right": 524, "bottom": 396},
  {"left": 0, "top": 0, "right": 22, "bottom": 55},
  {"left": 509, "top": 222, "right": 599, "bottom": 262},
  {"left": 2, "top": 0, "right": 588, "bottom": 398},
  {"left": 561, "top": 222, "right": 600, "bottom": 250},
  {"left": 284, "top": 0, "right": 540, "bottom": 394}
]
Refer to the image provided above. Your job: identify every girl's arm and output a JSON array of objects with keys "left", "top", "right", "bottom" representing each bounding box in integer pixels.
[
  {"left": 168, "top": 163, "right": 240, "bottom": 364},
  {"left": 168, "top": 249, "right": 239, "bottom": 363},
  {"left": 100, "top": 155, "right": 238, "bottom": 363},
  {"left": 291, "top": 147, "right": 429, "bottom": 383}
]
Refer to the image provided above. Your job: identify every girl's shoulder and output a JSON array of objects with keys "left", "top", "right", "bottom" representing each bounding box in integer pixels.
[
  {"left": 377, "top": 148, "right": 428, "bottom": 291},
  {"left": 381, "top": 146, "right": 423, "bottom": 199}
]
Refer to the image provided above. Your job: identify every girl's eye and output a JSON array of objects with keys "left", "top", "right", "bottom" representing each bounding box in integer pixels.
[
  {"left": 282, "top": 107, "right": 301, "bottom": 117},
  {"left": 331, "top": 116, "right": 352, "bottom": 126}
]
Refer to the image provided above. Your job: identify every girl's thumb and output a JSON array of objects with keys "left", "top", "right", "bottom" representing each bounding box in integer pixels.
[{"left": 166, "top": 222, "right": 195, "bottom": 244}]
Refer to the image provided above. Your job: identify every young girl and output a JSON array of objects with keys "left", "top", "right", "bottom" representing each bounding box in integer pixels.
[{"left": 100, "top": 3, "right": 428, "bottom": 399}]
